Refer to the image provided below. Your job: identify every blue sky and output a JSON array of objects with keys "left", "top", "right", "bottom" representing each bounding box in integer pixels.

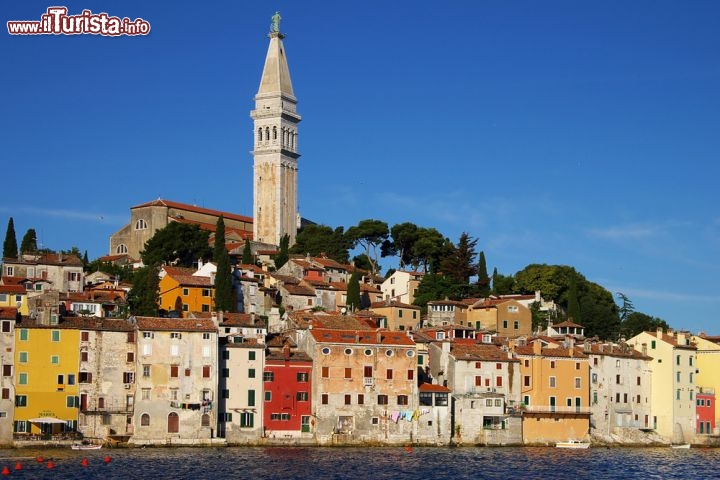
[{"left": 2, "top": 1, "right": 719, "bottom": 333}]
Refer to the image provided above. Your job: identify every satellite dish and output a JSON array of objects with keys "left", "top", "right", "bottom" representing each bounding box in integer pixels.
[{"left": 341, "top": 307, "right": 347, "bottom": 315}]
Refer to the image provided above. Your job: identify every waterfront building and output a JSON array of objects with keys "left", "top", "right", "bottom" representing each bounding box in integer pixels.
[
  {"left": 416, "top": 383, "right": 452, "bottom": 445},
  {"left": 218, "top": 334, "right": 265, "bottom": 443},
  {"left": 514, "top": 339, "right": 591, "bottom": 444},
  {"left": 0, "top": 308, "right": 16, "bottom": 445},
  {"left": 628, "top": 328, "right": 696, "bottom": 443},
  {"left": 696, "top": 389, "right": 715, "bottom": 435},
  {"left": 691, "top": 333, "right": 720, "bottom": 430},
  {"left": 584, "top": 342, "right": 653, "bottom": 441},
  {"left": 130, "top": 317, "right": 218, "bottom": 445},
  {"left": 307, "top": 328, "right": 417, "bottom": 445}
]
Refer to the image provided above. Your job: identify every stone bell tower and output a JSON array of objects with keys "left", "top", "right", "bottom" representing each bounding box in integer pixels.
[{"left": 251, "top": 12, "right": 301, "bottom": 247}]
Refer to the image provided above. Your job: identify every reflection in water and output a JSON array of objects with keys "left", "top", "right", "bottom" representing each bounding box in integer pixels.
[{"left": 0, "top": 446, "right": 714, "bottom": 479}]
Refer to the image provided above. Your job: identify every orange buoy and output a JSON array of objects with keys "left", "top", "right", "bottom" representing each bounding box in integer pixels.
[
  {"left": 81, "top": 458, "right": 89, "bottom": 467},
  {"left": 1, "top": 466, "right": 10, "bottom": 476},
  {"left": 104, "top": 455, "right": 111, "bottom": 463},
  {"left": 36, "top": 456, "right": 44, "bottom": 463},
  {"left": 14, "top": 462, "right": 22, "bottom": 470},
  {"left": 47, "top": 460, "right": 55, "bottom": 469},
  {"left": 405, "top": 446, "right": 413, "bottom": 453}
]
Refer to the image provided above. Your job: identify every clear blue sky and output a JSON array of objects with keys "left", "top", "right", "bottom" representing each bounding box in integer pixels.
[{"left": 2, "top": 1, "right": 719, "bottom": 333}]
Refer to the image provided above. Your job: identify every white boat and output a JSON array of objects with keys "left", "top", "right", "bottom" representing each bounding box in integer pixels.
[
  {"left": 556, "top": 439, "right": 590, "bottom": 449},
  {"left": 671, "top": 443, "right": 690, "bottom": 449},
  {"left": 71, "top": 443, "right": 102, "bottom": 450}
]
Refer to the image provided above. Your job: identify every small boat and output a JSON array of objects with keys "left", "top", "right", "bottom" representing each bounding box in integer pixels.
[
  {"left": 556, "top": 439, "right": 590, "bottom": 449},
  {"left": 71, "top": 443, "right": 102, "bottom": 450},
  {"left": 671, "top": 443, "right": 690, "bottom": 449}
]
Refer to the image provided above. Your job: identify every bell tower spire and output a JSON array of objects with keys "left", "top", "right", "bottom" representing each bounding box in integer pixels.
[{"left": 251, "top": 12, "right": 301, "bottom": 247}]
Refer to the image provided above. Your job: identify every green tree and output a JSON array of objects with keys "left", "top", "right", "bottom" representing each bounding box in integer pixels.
[
  {"left": 141, "top": 222, "right": 211, "bottom": 268},
  {"left": 382, "top": 222, "right": 420, "bottom": 269},
  {"left": 274, "top": 234, "right": 290, "bottom": 270},
  {"left": 242, "top": 239, "right": 253, "bottom": 265},
  {"left": 440, "top": 232, "right": 478, "bottom": 284},
  {"left": 128, "top": 265, "right": 160, "bottom": 316},
  {"left": 3, "top": 218, "right": 18, "bottom": 259},
  {"left": 411, "top": 227, "right": 445, "bottom": 273},
  {"left": 213, "top": 217, "right": 233, "bottom": 312},
  {"left": 477, "top": 251, "right": 490, "bottom": 297},
  {"left": 20, "top": 228, "right": 37, "bottom": 254},
  {"left": 82, "top": 250, "right": 89, "bottom": 267},
  {"left": 347, "top": 271, "right": 361, "bottom": 312},
  {"left": 345, "top": 219, "right": 389, "bottom": 277},
  {"left": 492, "top": 268, "right": 514, "bottom": 295},
  {"left": 566, "top": 275, "right": 581, "bottom": 322},
  {"left": 620, "top": 312, "right": 669, "bottom": 339},
  {"left": 616, "top": 292, "right": 635, "bottom": 321},
  {"left": 351, "top": 254, "right": 373, "bottom": 273},
  {"left": 291, "top": 224, "right": 351, "bottom": 264},
  {"left": 413, "top": 273, "right": 463, "bottom": 316}
]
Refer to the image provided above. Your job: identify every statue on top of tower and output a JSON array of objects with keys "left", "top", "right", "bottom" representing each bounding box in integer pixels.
[{"left": 270, "top": 11, "right": 281, "bottom": 33}]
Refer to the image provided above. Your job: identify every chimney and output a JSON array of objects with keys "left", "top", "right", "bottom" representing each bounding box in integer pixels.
[
  {"left": 211, "top": 311, "right": 218, "bottom": 327},
  {"left": 533, "top": 340, "right": 542, "bottom": 355},
  {"left": 677, "top": 332, "right": 686, "bottom": 346},
  {"left": 250, "top": 312, "right": 256, "bottom": 325},
  {"left": 197, "top": 258, "right": 203, "bottom": 270},
  {"left": 376, "top": 329, "right": 382, "bottom": 344},
  {"left": 535, "top": 290, "right": 541, "bottom": 303},
  {"left": 641, "top": 343, "right": 647, "bottom": 356},
  {"left": 218, "top": 311, "right": 224, "bottom": 325},
  {"left": 656, "top": 326, "right": 664, "bottom": 338},
  {"left": 282, "top": 343, "right": 291, "bottom": 360}
]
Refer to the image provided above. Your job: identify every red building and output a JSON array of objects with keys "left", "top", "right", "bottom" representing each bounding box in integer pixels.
[
  {"left": 696, "top": 389, "right": 715, "bottom": 435},
  {"left": 263, "top": 343, "right": 313, "bottom": 437}
]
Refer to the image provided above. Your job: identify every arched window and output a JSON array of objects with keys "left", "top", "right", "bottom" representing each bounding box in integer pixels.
[
  {"left": 265, "top": 127, "right": 270, "bottom": 142},
  {"left": 257, "top": 127, "right": 263, "bottom": 142},
  {"left": 135, "top": 219, "right": 148, "bottom": 230},
  {"left": 273, "top": 126, "right": 277, "bottom": 140},
  {"left": 290, "top": 132, "right": 295, "bottom": 150},
  {"left": 141, "top": 413, "right": 150, "bottom": 426},
  {"left": 116, "top": 244, "right": 128, "bottom": 254},
  {"left": 281, "top": 128, "right": 287, "bottom": 146},
  {"left": 167, "top": 412, "right": 179, "bottom": 433},
  {"left": 201, "top": 414, "right": 210, "bottom": 427}
]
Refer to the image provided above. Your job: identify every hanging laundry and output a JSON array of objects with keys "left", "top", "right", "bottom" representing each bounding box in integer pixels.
[{"left": 390, "top": 411, "right": 400, "bottom": 423}]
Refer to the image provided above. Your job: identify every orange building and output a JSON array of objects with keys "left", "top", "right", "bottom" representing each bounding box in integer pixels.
[
  {"left": 158, "top": 268, "right": 213, "bottom": 315},
  {"left": 467, "top": 299, "right": 532, "bottom": 337},
  {"left": 514, "top": 340, "right": 590, "bottom": 444}
]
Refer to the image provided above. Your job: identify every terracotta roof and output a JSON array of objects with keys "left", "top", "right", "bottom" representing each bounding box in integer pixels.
[
  {"left": 1, "top": 276, "right": 29, "bottom": 285},
  {"left": 451, "top": 343, "right": 518, "bottom": 362},
  {"left": 312, "top": 257, "right": 347, "bottom": 270},
  {"left": 309, "top": 328, "right": 415, "bottom": 346},
  {"left": 419, "top": 383, "right": 451, "bottom": 393},
  {"left": 646, "top": 331, "right": 697, "bottom": 350},
  {"left": 4, "top": 253, "right": 83, "bottom": 267},
  {"left": 396, "top": 270, "right": 425, "bottom": 277},
  {"left": 0, "top": 307, "right": 18, "bottom": 319},
  {"left": 171, "top": 217, "right": 253, "bottom": 240},
  {"left": 514, "top": 345, "right": 588, "bottom": 358},
  {"left": 270, "top": 273, "right": 299, "bottom": 284},
  {"left": 473, "top": 298, "right": 517, "bottom": 308},
  {"left": 289, "top": 311, "right": 373, "bottom": 330},
  {"left": 97, "top": 254, "right": 132, "bottom": 262},
  {"left": 134, "top": 316, "right": 217, "bottom": 332},
  {"left": 256, "top": 250, "right": 278, "bottom": 255},
  {"left": 237, "top": 264, "right": 266, "bottom": 274},
  {"left": 266, "top": 350, "right": 312, "bottom": 362},
  {"left": 166, "top": 274, "right": 212, "bottom": 288},
  {"left": 161, "top": 266, "right": 195, "bottom": 277},
  {"left": 553, "top": 320, "right": 584, "bottom": 329},
  {"left": 282, "top": 284, "right": 315, "bottom": 296},
  {"left": 222, "top": 336, "right": 264, "bottom": 348},
  {"left": 370, "top": 300, "right": 420, "bottom": 310},
  {"left": 16, "top": 317, "right": 135, "bottom": 331},
  {"left": 585, "top": 343, "right": 653, "bottom": 360},
  {"left": 266, "top": 334, "right": 297, "bottom": 348},
  {"left": 132, "top": 198, "right": 253, "bottom": 223},
  {"left": 0, "top": 284, "right": 25, "bottom": 294}
]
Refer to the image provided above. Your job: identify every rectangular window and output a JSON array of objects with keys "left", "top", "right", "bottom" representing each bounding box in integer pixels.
[
  {"left": 182, "top": 288, "right": 189, "bottom": 296},
  {"left": 51, "top": 330, "right": 60, "bottom": 342},
  {"left": 19, "top": 329, "right": 28, "bottom": 341},
  {"left": 524, "top": 376, "right": 531, "bottom": 387},
  {"left": 297, "top": 372, "right": 309, "bottom": 382},
  {"left": 297, "top": 391, "right": 309, "bottom": 401},
  {"left": 358, "top": 394, "right": 364, "bottom": 405},
  {"left": 171, "top": 365, "right": 179, "bottom": 378},
  {"left": 68, "top": 374, "right": 76, "bottom": 385},
  {"left": 249, "top": 351, "right": 256, "bottom": 361},
  {"left": 15, "top": 395, "right": 27, "bottom": 407},
  {"left": 496, "top": 376, "right": 503, "bottom": 387},
  {"left": 397, "top": 395, "right": 408, "bottom": 406},
  {"left": 264, "top": 391, "right": 271, "bottom": 402},
  {"left": 123, "top": 372, "right": 134, "bottom": 384},
  {"left": 407, "top": 369, "right": 414, "bottom": 380},
  {"left": 143, "top": 365, "right": 150, "bottom": 377},
  {"left": 377, "top": 394, "right": 388, "bottom": 405},
  {"left": 549, "top": 376, "right": 556, "bottom": 388},
  {"left": 344, "top": 368, "right": 352, "bottom": 379},
  {"left": 248, "top": 389, "right": 255, "bottom": 407},
  {"left": 263, "top": 372, "right": 274, "bottom": 382},
  {"left": 0, "top": 389, "right": 7, "bottom": 400},
  {"left": 142, "top": 388, "right": 151, "bottom": 400},
  {"left": 18, "top": 373, "right": 27, "bottom": 385},
  {"left": 126, "top": 352, "right": 135, "bottom": 363},
  {"left": 248, "top": 368, "right": 256, "bottom": 378},
  {"left": 419, "top": 392, "right": 433, "bottom": 406},
  {"left": 81, "top": 331, "right": 90, "bottom": 342},
  {"left": 321, "top": 366, "right": 330, "bottom": 378},
  {"left": 513, "top": 320, "right": 519, "bottom": 330},
  {"left": 364, "top": 366, "right": 373, "bottom": 378},
  {"left": 51, "top": 355, "right": 59, "bottom": 365},
  {"left": 550, "top": 361, "right": 556, "bottom": 369},
  {"left": 240, "top": 412, "right": 254, "bottom": 428},
  {"left": 344, "top": 394, "right": 351, "bottom": 405},
  {"left": 575, "top": 377, "right": 581, "bottom": 388},
  {"left": 79, "top": 372, "right": 92, "bottom": 383},
  {"left": 435, "top": 393, "right": 448, "bottom": 406},
  {"left": 202, "top": 365, "right": 211, "bottom": 378},
  {"left": 676, "top": 355, "right": 680, "bottom": 365},
  {"left": 19, "top": 352, "right": 28, "bottom": 364},
  {"left": 66, "top": 396, "right": 80, "bottom": 408},
  {"left": 475, "top": 376, "right": 482, "bottom": 386},
  {"left": 386, "top": 369, "right": 393, "bottom": 380},
  {"left": 321, "top": 394, "right": 328, "bottom": 405},
  {"left": 2, "top": 365, "right": 11, "bottom": 377}
]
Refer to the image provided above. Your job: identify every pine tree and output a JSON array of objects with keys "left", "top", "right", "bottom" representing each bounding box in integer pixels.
[
  {"left": 3, "top": 218, "right": 18, "bottom": 259},
  {"left": 274, "top": 234, "right": 290, "bottom": 270},
  {"left": 477, "top": 251, "right": 490, "bottom": 297},
  {"left": 20, "top": 228, "right": 37, "bottom": 254},
  {"left": 347, "top": 271, "right": 360, "bottom": 312},
  {"left": 213, "top": 216, "right": 233, "bottom": 312},
  {"left": 242, "top": 239, "right": 253, "bottom": 265}
]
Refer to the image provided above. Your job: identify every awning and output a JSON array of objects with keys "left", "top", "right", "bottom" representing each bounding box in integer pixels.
[{"left": 28, "top": 417, "right": 67, "bottom": 424}]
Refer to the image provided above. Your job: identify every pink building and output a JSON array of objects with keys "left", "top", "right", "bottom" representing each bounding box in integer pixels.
[{"left": 696, "top": 389, "right": 715, "bottom": 435}]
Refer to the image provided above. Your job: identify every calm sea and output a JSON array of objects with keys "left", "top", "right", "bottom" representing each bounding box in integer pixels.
[{"left": 0, "top": 446, "right": 716, "bottom": 479}]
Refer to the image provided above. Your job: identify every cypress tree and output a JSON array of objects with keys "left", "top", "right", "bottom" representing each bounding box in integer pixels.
[
  {"left": 242, "top": 239, "right": 253, "bottom": 265},
  {"left": 213, "top": 216, "right": 233, "bottom": 312},
  {"left": 20, "top": 228, "right": 37, "bottom": 254},
  {"left": 274, "top": 234, "right": 290, "bottom": 270},
  {"left": 347, "top": 271, "right": 360, "bottom": 312},
  {"left": 477, "top": 251, "right": 490, "bottom": 297},
  {"left": 3, "top": 218, "right": 18, "bottom": 259}
]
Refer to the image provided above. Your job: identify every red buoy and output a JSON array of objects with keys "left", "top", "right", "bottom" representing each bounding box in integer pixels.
[
  {"left": 47, "top": 460, "right": 55, "bottom": 469},
  {"left": 36, "top": 456, "right": 44, "bottom": 463},
  {"left": 14, "top": 462, "right": 22, "bottom": 470},
  {"left": 1, "top": 466, "right": 10, "bottom": 476},
  {"left": 104, "top": 455, "right": 111, "bottom": 463},
  {"left": 81, "top": 458, "right": 89, "bottom": 467}
]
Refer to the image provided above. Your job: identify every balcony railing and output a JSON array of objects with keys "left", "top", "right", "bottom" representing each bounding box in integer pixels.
[{"left": 523, "top": 405, "right": 591, "bottom": 414}]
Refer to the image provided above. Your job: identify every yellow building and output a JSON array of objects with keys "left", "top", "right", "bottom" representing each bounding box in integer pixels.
[
  {"left": 467, "top": 299, "right": 532, "bottom": 337},
  {"left": 691, "top": 334, "right": 720, "bottom": 429},
  {"left": 158, "top": 267, "right": 214, "bottom": 315},
  {"left": 0, "top": 283, "right": 28, "bottom": 316},
  {"left": 514, "top": 340, "right": 590, "bottom": 444},
  {"left": 369, "top": 300, "right": 421, "bottom": 331},
  {"left": 14, "top": 318, "right": 83, "bottom": 436}
]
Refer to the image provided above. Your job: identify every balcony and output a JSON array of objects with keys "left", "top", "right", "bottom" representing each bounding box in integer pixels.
[
  {"left": 363, "top": 377, "right": 374, "bottom": 387},
  {"left": 523, "top": 405, "right": 591, "bottom": 415}
]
